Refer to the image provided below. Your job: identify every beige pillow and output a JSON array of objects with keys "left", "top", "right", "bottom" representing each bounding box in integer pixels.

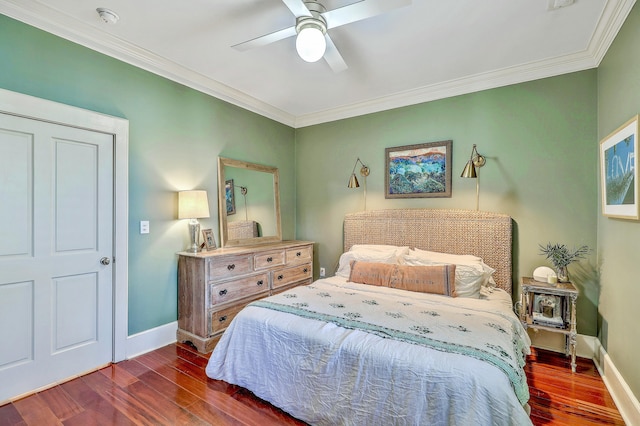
[
  {"left": 348, "top": 260, "right": 395, "bottom": 287},
  {"left": 391, "top": 264, "right": 457, "bottom": 297}
]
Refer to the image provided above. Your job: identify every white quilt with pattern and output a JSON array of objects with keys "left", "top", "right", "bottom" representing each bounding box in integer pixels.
[{"left": 206, "top": 277, "right": 533, "bottom": 426}]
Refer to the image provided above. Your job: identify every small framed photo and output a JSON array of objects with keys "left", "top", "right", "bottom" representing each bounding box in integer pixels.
[
  {"left": 531, "top": 294, "right": 564, "bottom": 328},
  {"left": 600, "top": 115, "right": 639, "bottom": 220},
  {"left": 225, "top": 179, "right": 236, "bottom": 215},
  {"left": 385, "top": 140, "right": 453, "bottom": 198},
  {"left": 201, "top": 228, "right": 216, "bottom": 250}
]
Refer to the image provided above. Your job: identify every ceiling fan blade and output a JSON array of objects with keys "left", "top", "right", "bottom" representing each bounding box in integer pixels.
[
  {"left": 232, "top": 26, "right": 297, "bottom": 51},
  {"left": 281, "top": 0, "right": 312, "bottom": 17},
  {"left": 323, "top": 0, "right": 411, "bottom": 29},
  {"left": 324, "top": 35, "right": 348, "bottom": 73}
]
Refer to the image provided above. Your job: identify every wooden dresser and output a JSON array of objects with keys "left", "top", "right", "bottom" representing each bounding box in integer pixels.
[{"left": 177, "top": 240, "right": 313, "bottom": 353}]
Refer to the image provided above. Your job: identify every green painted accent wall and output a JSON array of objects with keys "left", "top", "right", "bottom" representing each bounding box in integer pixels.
[
  {"left": 295, "top": 71, "right": 599, "bottom": 336},
  {"left": 0, "top": 15, "right": 296, "bottom": 335},
  {"left": 597, "top": 2, "right": 640, "bottom": 400}
]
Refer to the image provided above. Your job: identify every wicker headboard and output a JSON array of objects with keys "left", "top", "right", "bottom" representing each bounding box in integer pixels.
[{"left": 344, "top": 209, "right": 513, "bottom": 294}]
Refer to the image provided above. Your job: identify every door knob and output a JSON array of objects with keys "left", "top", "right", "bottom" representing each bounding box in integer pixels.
[{"left": 100, "top": 257, "right": 111, "bottom": 266}]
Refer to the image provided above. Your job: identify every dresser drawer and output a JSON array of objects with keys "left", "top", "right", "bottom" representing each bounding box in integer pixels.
[
  {"left": 208, "top": 255, "right": 252, "bottom": 279},
  {"left": 254, "top": 250, "right": 285, "bottom": 270},
  {"left": 210, "top": 273, "right": 268, "bottom": 306},
  {"left": 210, "top": 302, "right": 250, "bottom": 335},
  {"left": 286, "top": 245, "right": 312, "bottom": 265},
  {"left": 272, "top": 263, "right": 312, "bottom": 290}
]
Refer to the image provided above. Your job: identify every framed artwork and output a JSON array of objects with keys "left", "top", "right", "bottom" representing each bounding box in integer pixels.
[
  {"left": 202, "top": 228, "right": 216, "bottom": 250},
  {"left": 385, "top": 140, "right": 453, "bottom": 198},
  {"left": 531, "top": 294, "right": 564, "bottom": 328},
  {"left": 225, "top": 179, "right": 236, "bottom": 215},
  {"left": 600, "top": 115, "right": 639, "bottom": 220}
]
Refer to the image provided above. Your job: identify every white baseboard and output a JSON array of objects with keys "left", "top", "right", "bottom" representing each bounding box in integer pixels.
[
  {"left": 593, "top": 340, "right": 640, "bottom": 426},
  {"left": 125, "top": 321, "right": 178, "bottom": 359},
  {"left": 576, "top": 334, "right": 597, "bottom": 359},
  {"left": 527, "top": 331, "right": 597, "bottom": 359}
]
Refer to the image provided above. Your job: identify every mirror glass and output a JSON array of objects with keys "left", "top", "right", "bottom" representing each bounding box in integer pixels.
[{"left": 217, "top": 157, "right": 281, "bottom": 247}]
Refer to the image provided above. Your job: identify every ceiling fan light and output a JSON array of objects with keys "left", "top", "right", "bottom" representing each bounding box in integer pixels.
[{"left": 296, "top": 26, "right": 326, "bottom": 63}]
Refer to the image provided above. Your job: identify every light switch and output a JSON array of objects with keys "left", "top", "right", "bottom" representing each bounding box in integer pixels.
[{"left": 140, "top": 220, "right": 150, "bottom": 234}]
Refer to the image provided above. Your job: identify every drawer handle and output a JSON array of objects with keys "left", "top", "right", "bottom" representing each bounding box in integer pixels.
[
  {"left": 296, "top": 251, "right": 301, "bottom": 257},
  {"left": 267, "top": 257, "right": 273, "bottom": 263},
  {"left": 227, "top": 264, "right": 235, "bottom": 271},
  {"left": 277, "top": 274, "right": 284, "bottom": 281},
  {"left": 218, "top": 289, "right": 227, "bottom": 296},
  {"left": 218, "top": 316, "right": 227, "bottom": 323},
  {"left": 257, "top": 280, "right": 264, "bottom": 286},
  {"left": 303, "top": 268, "right": 308, "bottom": 273}
]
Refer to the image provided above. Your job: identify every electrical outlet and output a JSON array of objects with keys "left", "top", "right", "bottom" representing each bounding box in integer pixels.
[
  {"left": 140, "top": 220, "right": 149, "bottom": 234},
  {"left": 319, "top": 267, "right": 326, "bottom": 277}
]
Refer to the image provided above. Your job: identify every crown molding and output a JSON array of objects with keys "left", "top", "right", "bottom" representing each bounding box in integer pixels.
[
  {"left": 1, "top": 0, "right": 636, "bottom": 129},
  {"left": 294, "top": 0, "right": 637, "bottom": 128},
  {"left": 0, "top": 0, "right": 296, "bottom": 127},
  {"left": 589, "top": 0, "right": 637, "bottom": 65},
  {"left": 294, "top": 51, "right": 600, "bottom": 128}
]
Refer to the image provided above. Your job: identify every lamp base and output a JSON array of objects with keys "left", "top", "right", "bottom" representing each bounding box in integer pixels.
[{"left": 187, "top": 219, "right": 200, "bottom": 253}]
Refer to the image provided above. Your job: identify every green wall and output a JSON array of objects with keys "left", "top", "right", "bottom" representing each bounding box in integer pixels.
[
  {"left": 295, "top": 71, "right": 599, "bottom": 335},
  {"left": 597, "top": 2, "right": 640, "bottom": 400},
  {"left": 0, "top": 13, "right": 607, "bottom": 348},
  {"left": 0, "top": 15, "right": 296, "bottom": 335}
]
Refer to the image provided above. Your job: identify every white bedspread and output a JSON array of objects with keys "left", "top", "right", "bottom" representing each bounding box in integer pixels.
[{"left": 206, "top": 277, "right": 533, "bottom": 426}]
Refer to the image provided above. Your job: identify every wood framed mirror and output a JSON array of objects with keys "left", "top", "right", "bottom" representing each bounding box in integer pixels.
[{"left": 217, "top": 157, "right": 282, "bottom": 247}]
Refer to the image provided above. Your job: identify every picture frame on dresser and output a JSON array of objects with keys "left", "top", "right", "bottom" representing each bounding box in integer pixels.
[
  {"left": 384, "top": 140, "right": 453, "bottom": 199},
  {"left": 202, "top": 228, "right": 216, "bottom": 250},
  {"left": 599, "top": 114, "right": 639, "bottom": 220}
]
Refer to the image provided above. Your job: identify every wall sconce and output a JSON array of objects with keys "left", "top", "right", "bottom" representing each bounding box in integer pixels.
[
  {"left": 460, "top": 144, "right": 486, "bottom": 210},
  {"left": 178, "top": 190, "right": 210, "bottom": 252},
  {"left": 347, "top": 157, "right": 370, "bottom": 210}
]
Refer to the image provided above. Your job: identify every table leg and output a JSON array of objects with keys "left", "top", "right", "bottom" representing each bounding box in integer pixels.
[{"left": 569, "top": 293, "right": 577, "bottom": 373}]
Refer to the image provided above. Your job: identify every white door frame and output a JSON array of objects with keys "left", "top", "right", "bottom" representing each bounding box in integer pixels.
[{"left": 0, "top": 88, "right": 129, "bottom": 362}]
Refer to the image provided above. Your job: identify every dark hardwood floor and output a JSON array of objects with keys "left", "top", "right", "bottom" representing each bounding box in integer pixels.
[{"left": 0, "top": 343, "right": 625, "bottom": 425}]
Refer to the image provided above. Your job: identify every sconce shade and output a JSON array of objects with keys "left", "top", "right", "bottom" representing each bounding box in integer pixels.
[
  {"left": 348, "top": 174, "right": 360, "bottom": 188},
  {"left": 460, "top": 160, "right": 477, "bottom": 178},
  {"left": 460, "top": 144, "right": 485, "bottom": 178},
  {"left": 459, "top": 144, "right": 486, "bottom": 211},
  {"left": 178, "top": 190, "right": 210, "bottom": 219}
]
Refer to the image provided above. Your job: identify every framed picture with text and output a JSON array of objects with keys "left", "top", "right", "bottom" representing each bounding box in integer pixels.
[
  {"left": 600, "top": 115, "right": 639, "bottom": 220},
  {"left": 385, "top": 140, "right": 452, "bottom": 198}
]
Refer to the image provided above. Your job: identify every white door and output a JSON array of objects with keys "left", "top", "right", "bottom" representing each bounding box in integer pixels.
[{"left": 0, "top": 112, "right": 113, "bottom": 402}]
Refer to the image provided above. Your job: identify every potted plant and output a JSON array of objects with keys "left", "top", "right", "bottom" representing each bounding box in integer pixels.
[{"left": 539, "top": 243, "right": 589, "bottom": 283}]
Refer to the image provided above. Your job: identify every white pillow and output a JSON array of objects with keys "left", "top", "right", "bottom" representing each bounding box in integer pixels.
[
  {"left": 336, "top": 245, "right": 409, "bottom": 278},
  {"left": 350, "top": 244, "right": 410, "bottom": 257},
  {"left": 403, "top": 249, "right": 495, "bottom": 298},
  {"left": 409, "top": 248, "right": 483, "bottom": 266}
]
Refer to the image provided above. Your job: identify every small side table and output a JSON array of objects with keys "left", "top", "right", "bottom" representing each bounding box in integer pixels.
[{"left": 519, "top": 277, "right": 578, "bottom": 372}]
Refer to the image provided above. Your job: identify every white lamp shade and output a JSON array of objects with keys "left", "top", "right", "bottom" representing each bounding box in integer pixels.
[
  {"left": 178, "top": 190, "right": 210, "bottom": 219},
  {"left": 296, "top": 26, "right": 326, "bottom": 62}
]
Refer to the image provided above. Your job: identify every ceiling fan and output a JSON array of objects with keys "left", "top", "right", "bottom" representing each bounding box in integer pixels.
[{"left": 232, "top": 0, "right": 411, "bottom": 73}]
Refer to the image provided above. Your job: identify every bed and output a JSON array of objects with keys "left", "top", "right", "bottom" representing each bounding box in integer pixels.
[{"left": 206, "top": 209, "right": 532, "bottom": 425}]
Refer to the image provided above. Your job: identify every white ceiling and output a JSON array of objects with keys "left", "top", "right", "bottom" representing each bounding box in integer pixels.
[{"left": 0, "top": 0, "right": 635, "bottom": 127}]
